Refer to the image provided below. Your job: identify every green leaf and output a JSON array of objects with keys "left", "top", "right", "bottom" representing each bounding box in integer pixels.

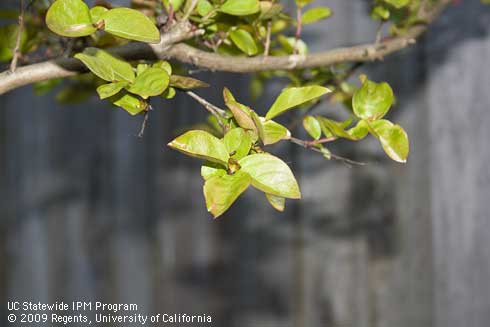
[
  {"left": 265, "top": 193, "right": 285, "bottom": 212},
  {"left": 223, "top": 88, "right": 257, "bottom": 132},
  {"left": 170, "top": 75, "right": 210, "bottom": 89},
  {"left": 223, "top": 128, "right": 253, "bottom": 160},
  {"left": 112, "top": 93, "right": 148, "bottom": 115},
  {"left": 96, "top": 81, "right": 127, "bottom": 99},
  {"left": 204, "top": 170, "right": 251, "bottom": 218},
  {"left": 302, "top": 115, "right": 321, "bottom": 140},
  {"left": 74, "top": 48, "right": 135, "bottom": 82},
  {"left": 201, "top": 161, "right": 227, "bottom": 180},
  {"left": 163, "top": 0, "right": 185, "bottom": 12},
  {"left": 168, "top": 130, "right": 230, "bottom": 165},
  {"left": 302, "top": 7, "right": 332, "bottom": 24},
  {"left": 90, "top": 6, "right": 108, "bottom": 23},
  {"left": 152, "top": 60, "right": 172, "bottom": 75},
  {"left": 46, "top": 0, "right": 96, "bottom": 37},
  {"left": 220, "top": 0, "right": 260, "bottom": 16},
  {"left": 197, "top": 0, "right": 214, "bottom": 16},
  {"left": 126, "top": 67, "right": 170, "bottom": 99},
  {"left": 136, "top": 63, "right": 150, "bottom": 76},
  {"left": 370, "top": 120, "right": 409, "bottom": 163},
  {"left": 384, "top": 0, "right": 410, "bottom": 9},
  {"left": 101, "top": 8, "right": 160, "bottom": 43},
  {"left": 372, "top": 6, "right": 390, "bottom": 20},
  {"left": 229, "top": 29, "right": 259, "bottom": 56},
  {"left": 262, "top": 120, "right": 290, "bottom": 145},
  {"left": 33, "top": 79, "right": 62, "bottom": 96},
  {"left": 347, "top": 120, "right": 369, "bottom": 140},
  {"left": 162, "top": 87, "right": 176, "bottom": 99},
  {"left": 259, "top": 1, "right": 283, "bottom": 20},
  {"left": 265, "top": 86, "right": 331, "bottom": 120},
  {"left": 0, "top": 25, "right": 27, "bottom": 61},
  {"left": 277, "top": 35, "right": 308, "bottom": 55},
  {"left": 352, "top": 79, "right": 394, "bottom": 120},
  {"left": 317, "top": 116, "right": 357, "bottom": 140},
  {"left": 295, "top": 0, "right": 314, "bottom": 8},
  {"left": 239, "top": 153, "right": 301, "bottom": 199}
]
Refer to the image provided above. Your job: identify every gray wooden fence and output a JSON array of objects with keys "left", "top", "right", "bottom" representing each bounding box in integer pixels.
[{"left": 1, "top": 1, "right": 490, "bottom": 326}]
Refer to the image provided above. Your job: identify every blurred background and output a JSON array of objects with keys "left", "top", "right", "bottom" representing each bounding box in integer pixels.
[{"left": 1, "top": 1, "right": 490, "bottom": 326}]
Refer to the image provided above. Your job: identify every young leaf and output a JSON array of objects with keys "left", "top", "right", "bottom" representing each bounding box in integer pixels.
[
  {"left": 302, "top": 7, "right": 332, "bottom": 24},
  {"left": 384, "top": 0, "right": 410, "bottom": 9},
  {"left": 197, "top": 0, "right": 214, "bottom": 16},
  {"left": 126, "top": 67, "right": 170, "bottom": 99},
  {"left": 152, "top": 61, "right": 172, "bottom": 75},
  {"left": 90, "top": 6, "right": 108, "bottom": 23},
  {"left": 229, "top": 29, "right": 259, "bottom": 56},
  {"left": 201, "top": 161, "right": 227, "bottom": 180},
  {"left": 352, "top": 79, "right": 394, "bottom": 120},
  {"left": 239, "top": 153, "right": 301, "bottom": 199},
  {"left": 170, "top": 75, "right": 210, "bottom": 89},
  {"left": 46, "top": 0, "right": 96, "bottom": 37},
  {"left": 220, "top": 0, "right": 260, "bottom": 16},
  {"left": 96, "top": 81, "right": 128, "bottom": 99},
  {"left": 370, "top": 120, "right": 409, "bottom": 163},
  {"left": 265, "top": 86, "right": 331, "bottom": 120},
  {"left": 262, "top": 119, "right": 291, "bottom": 145},
  {"left": 223, "top": 128, "right": 253, "bottom": 160},
  {"left": 74, "top": 48, "right": 135, "bottom": 82},
  {"left": 204, "top": 170, "right": 251, "bottom": 218},
  {"left": 223, "top": 88, "right": 257, "bottom": 132},
  {"left": 168, "top": 130, "right": 230, "bottom": 165},
  {"left": 112, "top": 93, "right": 148, "bottom": 115},
  {"left": 101, "top": 8, "right": 160, "bottom": 43},
  {"left": 259, "top": 2, "right": 283, "bottom": 20},
  {"left": 347, "top": 120, "right": 369, "bottom": 140},
  {"left": 317, "top": 117, "right": 357, "bottom": 140},
  {"left": 163, "top": 0, "right": 185, "bottom": 12},
  {"left": 265, "top": 193, "right": 286, "bottom": 212},
  {"left": 303, "top": 115, "right": 321, "bottom": 140}
]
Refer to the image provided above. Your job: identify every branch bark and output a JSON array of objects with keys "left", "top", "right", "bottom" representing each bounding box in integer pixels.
[{"left": 0, "top": 0, "right": 450, "bottom": 95}]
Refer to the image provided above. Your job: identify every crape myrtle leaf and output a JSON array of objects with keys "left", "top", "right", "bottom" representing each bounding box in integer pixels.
[
  {"left": 163, "top": 0, "right": 185, "bottom": 12},
  {"left": 352, "top": 79, "right": 394, "bottom": 120},
  {"left": 265, "top": 86, "right": 331, "bottom": 120},
  {"left": 259, "top": 1, "right": 283, "bottom": 20},
  {"left": 101, "top": 8, "right": 160, "bottom": 43},
  {"left": 223, "top": 128, "right": 253, "bottom": 160},
  {"left": 152, "top": 61, "right": 172, "bottom": 75},
  {"left": 303, "top": 115, "right": 321, "bottom": 140},
  {"left": 0, "top": 25, "right": 27, "bottom": 61},
  {"left": 295, "top": 0, "right": 314, "bottom": 8},
  {"left": 170, "top": 75, "right": 210, "bottom": 89},
  {"left": 370, "top": 120, "right": 409, "bottom": 163},
  {"left": 372, "top": 6, "right": 390, "bottom": 20},
  {"left": 317, "top": 116, "right": 358, "bottom": 140},
  {"left": 229, "top": 29, "right": 259, "bottom": 56},
  {"left": 96, "top": 81, "right": 128, "bottom": 99},
  {"left": 126, "top": 67, "right": 170, "bottom": 99},
  {"left": 302, "top": 7, "right": 332, "bottom": 24},
  {"left": 265, "top": 193, "right": 285, "bottom": 212},
  {"left": 90, "top": 6, "right": 108, "bottom": 23},
  {"left": 204, "top": 170, "right": 251, "bottom": 218},
  {"left": 250, "top": 111, "right": 265, "bottom": 141},
  {"left": 384, "top": 0, "right": 410, "bottom": 9},
  {"left": 277, "top": 35, "right": 308, "bottom": 55},
  {"left": 136, "top": 63, "right": 150, "bottom": 76},
  {"left": 46, "top": 0, "right": 96, "bottom": 37},
  {"left": 33, "top": 79, "right": 62, "bottom": 96},
  {"left": 46, "top": 0, "right": 95, "bottom": 36},
  {"left": 74, "top": 48, "right": 135, "bottom": 82},
  {"left": 220, "top": 0, "right": 260, "bottom": 16},
  {"left": 111, "top": 93, "right": 148, "bottom": 115},
  {"left": 223, "top": 88, "right": 257, "bottom": 132},
  {"left": 197, "top": 0, "right": 214, "bottom": 16},
  {"left": 162, "top": 87, "right": 176, "bottom": 99},
  {"left": 168, "top": 130, "right": 230, "bottom": 165},
  {"left": 262, "top": 119, "right": 291, "bottom": 145},
  {"left": 239, "top": 153, "right": 301, "bottom": 199},
  {"left": 201, "top": 161, "right": 227, "bottom": 180},
  {"left": 347, "top": 119, "right": 369, "bottom": 140}
]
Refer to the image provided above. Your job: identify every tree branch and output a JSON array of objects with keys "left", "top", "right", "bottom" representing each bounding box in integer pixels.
[{"left": 0, "top": 0, "right": 450, "bottom": 95}]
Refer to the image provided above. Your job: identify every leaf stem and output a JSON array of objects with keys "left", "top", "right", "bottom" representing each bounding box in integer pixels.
[{"left": 10, "top": 0, "right": 25, "bottom": 73}]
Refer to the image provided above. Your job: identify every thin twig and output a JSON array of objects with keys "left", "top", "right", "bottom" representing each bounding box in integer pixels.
[
  {"left": 185, "top": 91, "right": 227, "bottom": 130},
  {"left": 375, "top": 21, "right": 384, "bottom": 45},
  {"left": 182, "top": 0, "right": 198, "bottom": 21},
  {"left": 264, "top": 20, "right": 272, "bottom": 57},
  {"left": 10, "top": 0, "right": 25, "bottom": 73},
  {"left": 138, "top": 106, "right": 151, "bottom": 138},
  {"left": 289, "top": 137, "right": 365, "bottom": 166},
  {"left": 293, "top": 6, "right": 302, "bottom": 55}
]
